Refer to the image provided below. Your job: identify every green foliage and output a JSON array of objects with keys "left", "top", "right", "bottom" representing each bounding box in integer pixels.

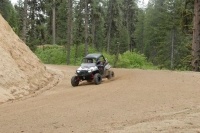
[
  {"left": 118, "top": 27, "right": 130, "bottom": 53},
  {"left": 69, "top": 44, "right": 97, "bottom": 65},
  {"left": 117, "top": 51, "right": 155, "bottom": 69},
  {"left": 35, "top": 45, "right": 66, "bottom": 64},
  {"left": 101, "top": 51, "right": 115, "bottom": 66},
  {"left": 35, "top": 44, "right": 97, "bottom": 65},
  {"left": 35, "top": 44, "right": 155, "bottom": 69},
  {"left": 9, "top": 0, "right": 193, "bottom": 71},
  {"left": 135, "top": 0, "right": 192, "bottom": 70}
]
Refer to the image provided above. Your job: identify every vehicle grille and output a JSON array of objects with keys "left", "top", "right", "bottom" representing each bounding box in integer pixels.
[{"left": 78, "top": 70, "right": 89, "bottom": 76}]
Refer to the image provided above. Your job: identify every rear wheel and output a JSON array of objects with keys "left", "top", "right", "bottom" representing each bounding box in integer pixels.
[
  {"left": 107, "top": 70, "right": 114, "bottom": 79},
  {"left": 71, "top": 76, "right": 79, "bottom": 87},
  {"left": 106, "top": 71, "right": 112, "bottom": 79},
  {"left": 94, "top": 73, "right": 102, "bottom": 85},
  {"left": 111, "top": 71, "right": 114, "bottom": 77}
]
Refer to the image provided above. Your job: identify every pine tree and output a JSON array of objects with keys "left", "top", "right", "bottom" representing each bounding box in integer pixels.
[
  {"left": 134, "top": 9, "right": 145, "bottom": 53},
  {"left": 66, "top": 0, "right": 73, "bottom": 64},
  {"left": 136, "top": 0, "right": 191, "bottom": 69},
  {"left": 0, "top": 0, "right": 18, "bottom": 31},
  {"left": 22, "top": 0, "right": 27, "bottom": 42},
  {"left": 106, "top": 0, "right": 128, "bottom": 54},
  {"left": 88, "top": 0, "right": 106, "bottom": 51},
  {"left": 23, "top": 0, "right": 47, "bottom": 50},
  {"left": 14, "top": 0, "right": 24, "bottom": 38},
  {"left": 123, "top": 0, "right": 137, "bottom": 51},
  {"left": 52, "top": 0, "right": 56, "bottom": 44},
  {"left": 73, "top": 0, "right": 85, "bottom": 64},
  {"left": 84, "top": 0, "right": 89, "bottom": 56}
]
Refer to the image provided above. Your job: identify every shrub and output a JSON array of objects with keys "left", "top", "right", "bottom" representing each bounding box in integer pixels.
[
  {"left": 35, "top": 45, "right": 66, "bottom": 64},
  {"left": 117, "top": 51, "right": 155, "bottom": 69},
  {"left": 35, "top": 45, "right": 156, "bottom": 69}
]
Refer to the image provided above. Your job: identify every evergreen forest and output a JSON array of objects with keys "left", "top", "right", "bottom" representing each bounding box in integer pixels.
[{"left": 0, "top": 0, "right": 199, "bottom": 71}]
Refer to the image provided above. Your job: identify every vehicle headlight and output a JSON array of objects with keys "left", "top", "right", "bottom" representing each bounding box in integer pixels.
[{"left": 76, "top": 70, "right": 80, "bottom": 73}]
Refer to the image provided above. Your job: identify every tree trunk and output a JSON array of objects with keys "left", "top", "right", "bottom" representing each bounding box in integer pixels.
[
  {"left": 106, "top": 0, "right": 113, "bottom": 53},
  {"left": 91, "top": 19, "right": 96, "bottom": 48},
  {"left": 125, "top": 0, "right": 131, "bottom": 51},
  {"left": 22, "top": 0, "right": 27, "bottom": 42},
  {"left": 66, "top": 0, "right": 73, "bottom": 64},
  {"left": 113, "top": 43, "right": 120, "bottom": 67},
  {"left": 74, "top": 43, "right": 78, "bottom": 65},
  {"left": 91, "top": 4, "right": 96, "bottom": 49},
  {"left": 84, "top": 0, "right": 88, "bottom": 56},
  {"left": 192, "top": 0, "right": 200, "bottom": 71},
  {"left": 74, "top": 0, "right": 82, "bottom": 64},
  {"left": 52, "top": 0, "right": 56, "bottom": 45},
  {"left": 171, "top": 28, "right": 175, "bottom": 70},
  {"left": 141, "top": 18, "right": 144, "bottom": 53}
]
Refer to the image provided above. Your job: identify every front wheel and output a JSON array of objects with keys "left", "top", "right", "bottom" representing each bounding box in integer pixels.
[
  {"left": 71, "top": 76, "right": 79, "bottom": 87},
  {"left": 94, "top": 73, "right": 102, "bottom": 85}
]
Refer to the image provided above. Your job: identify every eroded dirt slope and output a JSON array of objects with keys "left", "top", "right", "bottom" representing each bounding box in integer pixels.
[
  {"left": 0, "top": 65, "right": 200, "bottom": 133},
  {"left": 0, "top": 14, "right": 60, "bottom": 103}
]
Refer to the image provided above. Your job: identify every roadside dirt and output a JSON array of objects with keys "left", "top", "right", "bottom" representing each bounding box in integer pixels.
[{"left": 0, "top": 65, "right": 200, "bottom": 133}]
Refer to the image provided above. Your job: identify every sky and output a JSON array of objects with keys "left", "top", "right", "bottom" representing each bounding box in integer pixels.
[
  {"left": 11, "top": 0, "right": 149, "bottom": 6},
  {"left": 139, "top": 0, "right": 149, "bottom": 5},
  {"left": 138, "top": 0, "right": 149, "bottom": 8},
  {"left": 10, "top": 0, "right": 17, "bottom": 4}
]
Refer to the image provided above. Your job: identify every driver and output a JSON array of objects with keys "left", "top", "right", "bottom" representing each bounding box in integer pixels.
[{"left": 87, "top": 59, "right": 93, "bottom": 63}]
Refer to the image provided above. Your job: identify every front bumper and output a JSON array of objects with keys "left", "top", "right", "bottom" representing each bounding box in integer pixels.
[{"left": 77, "top": 70, "right": 92, "bottom": 77}]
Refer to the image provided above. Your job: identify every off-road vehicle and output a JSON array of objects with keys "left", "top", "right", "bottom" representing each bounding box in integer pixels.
[{"left": 71, "top": 53, "right": 114, "bottom": 87}]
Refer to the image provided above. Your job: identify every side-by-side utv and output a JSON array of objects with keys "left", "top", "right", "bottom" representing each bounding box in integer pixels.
[{"left": 71, "top": 53, "right": 114, "bottom": 87}]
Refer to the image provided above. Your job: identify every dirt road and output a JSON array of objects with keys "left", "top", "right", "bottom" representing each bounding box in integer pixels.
[{"left": 0, "top": 65, "right": 200, "bottom": 133}]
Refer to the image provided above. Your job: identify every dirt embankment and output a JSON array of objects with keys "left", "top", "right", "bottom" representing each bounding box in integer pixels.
[{"left": 0, "top": 14, "right": 61, "bottom": 103}]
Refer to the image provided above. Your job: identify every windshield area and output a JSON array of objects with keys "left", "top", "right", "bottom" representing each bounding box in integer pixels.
[{"left": 82, "top": 58, "right": 96, "bottom": 64}]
